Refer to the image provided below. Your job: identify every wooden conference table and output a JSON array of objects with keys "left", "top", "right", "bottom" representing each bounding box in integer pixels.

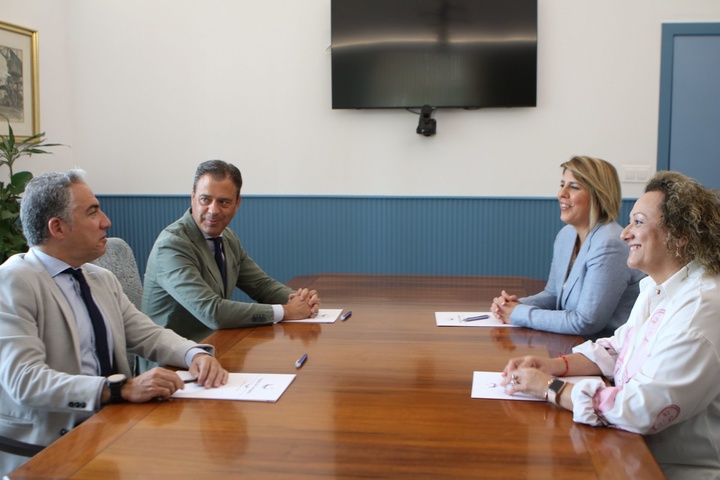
[{"left": 11, "top": 274, "right": 662, "bottom": 479}]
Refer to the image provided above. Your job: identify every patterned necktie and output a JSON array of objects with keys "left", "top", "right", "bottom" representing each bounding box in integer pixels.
[
  {"left": 63, "top": 268, "right": 113, "bottom": 376},
  {"left": 212, "top": 237, "right": 227, "bottom": 290}
]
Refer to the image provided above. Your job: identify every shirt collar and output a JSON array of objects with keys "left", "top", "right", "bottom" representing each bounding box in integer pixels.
[
  {"left": 31, "top": 247, "right": 74, "bottom": 278},
  {"left": 644, "top": 260, "right": 700, "bottom": 298}
]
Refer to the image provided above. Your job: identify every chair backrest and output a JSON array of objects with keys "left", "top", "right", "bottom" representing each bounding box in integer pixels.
[
  {"left": 91, "top": 237, "right": 143, "bottom": 376},
  {"left": 91, "top": 237, "right": 143, "bottom": 309}
]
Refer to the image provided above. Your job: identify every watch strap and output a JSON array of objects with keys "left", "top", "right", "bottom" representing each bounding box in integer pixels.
[{"left": 106, "top": 374, "right": 127, "bottom": 404}]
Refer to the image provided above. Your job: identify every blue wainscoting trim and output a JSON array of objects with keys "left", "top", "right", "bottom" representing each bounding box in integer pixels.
[{"left": 97, "top": 195, "right": 636, "bottom": 288}]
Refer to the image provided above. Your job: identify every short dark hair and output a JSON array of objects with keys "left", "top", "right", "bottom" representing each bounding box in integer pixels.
[
  {"left": 192, "top": 160, "right": 243, "bottom": 198},
  {"left": 20, "top": 170, "right": 86, "bottom": 247}
]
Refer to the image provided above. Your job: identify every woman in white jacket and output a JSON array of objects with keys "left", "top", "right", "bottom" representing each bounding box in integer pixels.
[{"left": 500, "top": 171, "right": 720, "bottom": 480}]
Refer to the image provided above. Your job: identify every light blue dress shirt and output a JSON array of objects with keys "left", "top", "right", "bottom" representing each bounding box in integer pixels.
[{"left": 33, "top": 249, "right": 115, "bottom": 376}]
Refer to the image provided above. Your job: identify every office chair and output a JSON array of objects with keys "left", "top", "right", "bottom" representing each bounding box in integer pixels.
[
  {"left": 91, "top": 237, "right": 143, "bottom": 375},
  {"left": 91, "top": 237, "right": 143, "bottom": 308}
]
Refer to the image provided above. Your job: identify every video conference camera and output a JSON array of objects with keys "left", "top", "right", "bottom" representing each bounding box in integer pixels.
[{"left": 416, "top": 105, "right": 436, "bottom": 137}]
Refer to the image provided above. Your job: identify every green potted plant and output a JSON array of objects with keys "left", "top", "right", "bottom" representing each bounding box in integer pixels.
[{"left": 0, "top": 119, "right": 63, "bottom": 263}]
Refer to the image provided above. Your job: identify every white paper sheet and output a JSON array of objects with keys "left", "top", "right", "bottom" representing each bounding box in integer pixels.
[
  {"left": 435, "top": 312, "right": 518, "bottom": 327},
  {"left": 283, "top": 308, "right": 344, "bottom": 323},
  {"left": 171, "top": 372, "right": 296, "bottom": 402},
  {"left": 471, "top": 371, "right": 600, "bottom": 401}
]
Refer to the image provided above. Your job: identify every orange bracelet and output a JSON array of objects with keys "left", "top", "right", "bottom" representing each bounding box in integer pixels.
[{"left": 556, "top": 354, "right": 569, "bottom": 377}]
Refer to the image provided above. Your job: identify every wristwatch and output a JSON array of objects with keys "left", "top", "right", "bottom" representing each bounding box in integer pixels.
[
  {"left": 546, "top": 378, "right": 567, "bottom": 406},
  {"left": 106, "top": 373, "right": 127, "bottom": 404}
]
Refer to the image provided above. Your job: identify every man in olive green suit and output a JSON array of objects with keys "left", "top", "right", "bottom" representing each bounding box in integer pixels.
[{"left": 142, "top": 160, "right": 320, "bottom": 343}]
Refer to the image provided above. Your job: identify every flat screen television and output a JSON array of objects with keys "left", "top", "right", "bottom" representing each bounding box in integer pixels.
[{"left": 331, "top": 0, "right": 537, "bottom": 109}]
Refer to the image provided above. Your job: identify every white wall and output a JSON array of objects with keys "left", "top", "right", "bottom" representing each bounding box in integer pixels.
[{"left": 2, "top": 0, "right": 720, "bottom": 197}]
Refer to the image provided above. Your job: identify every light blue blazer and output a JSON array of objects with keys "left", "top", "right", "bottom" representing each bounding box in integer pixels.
[{"left": 510, "top": 222, "right": 645, "bottom": 340}]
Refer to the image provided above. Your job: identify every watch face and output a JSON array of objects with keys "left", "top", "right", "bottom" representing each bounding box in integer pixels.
[
  {"left": 549, "top": 379, "right": 565, "bottom": 392},
  {"left": 107, "top": 373, "right": 127, "bottom": 383}
]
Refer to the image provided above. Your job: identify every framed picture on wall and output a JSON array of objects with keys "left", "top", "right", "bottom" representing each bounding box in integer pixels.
[{"left": 0, "top": 20, "right": 39, "bottom": 138}]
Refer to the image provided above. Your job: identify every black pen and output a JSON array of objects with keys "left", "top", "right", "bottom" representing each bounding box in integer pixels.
[
  {"left": 463, "top": 314, "right": 490, "bottom": 322},
  {"left": 340, "top": 311, "right": 352, "bottom": 321}
]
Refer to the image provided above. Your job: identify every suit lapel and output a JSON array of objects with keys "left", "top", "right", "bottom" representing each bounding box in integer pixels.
[
  {"left": 25, "top": 251, "right": 83, "bottom": 361},
  {"left": 182, "top": 210, "right": 227, "bottom": 296},
  {"left": 220, "top": 236, "right": 237, "bottom": 295},
  {"left": 560, "top": 225, "right": 599, "bottom": 308},
  {"left": 554, "top": 230, "right": 576, "bottom": 309}
]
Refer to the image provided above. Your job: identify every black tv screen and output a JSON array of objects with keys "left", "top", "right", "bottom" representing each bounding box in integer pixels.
[{"left": 331, "top": 0, "right": 537, "bottom": 109}]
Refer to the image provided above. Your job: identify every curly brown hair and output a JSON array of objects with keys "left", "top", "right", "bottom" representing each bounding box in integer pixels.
[{"left": 645, "top": 171, "right": 720, "bottom": 275}]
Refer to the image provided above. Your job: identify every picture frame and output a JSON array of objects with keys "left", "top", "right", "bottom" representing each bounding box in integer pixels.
[{"left": 0, "top": 20, "right": 39, "bottom": 138}]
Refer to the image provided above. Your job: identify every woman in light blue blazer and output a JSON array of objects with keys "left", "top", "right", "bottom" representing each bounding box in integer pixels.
[{"left": 491, "top": 156, "right": 645, "bottom": 340}]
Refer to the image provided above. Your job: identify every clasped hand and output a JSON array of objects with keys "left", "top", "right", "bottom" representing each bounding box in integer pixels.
[
  {"left": 491, "top": 290, "right": 520, "bottom": 323},
  {"left": 284, "top": 288, "right": 321, "bottom": 319},
  {"left": 500, "top": 355, "right": 553, "bottom": 400}
]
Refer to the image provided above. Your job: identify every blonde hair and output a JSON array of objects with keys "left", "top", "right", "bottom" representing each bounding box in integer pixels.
[{"left": 560, "top": 156, "right": 621, "bottom": 229}]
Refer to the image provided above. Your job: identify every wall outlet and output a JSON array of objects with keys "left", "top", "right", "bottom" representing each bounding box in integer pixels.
[{"left": 622, "top": 165, "right": 652, "bottom": 183}]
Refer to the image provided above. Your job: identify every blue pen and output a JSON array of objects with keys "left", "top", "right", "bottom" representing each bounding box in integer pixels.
[
  {"left": 463, "top": 314, "right": 490, "bottom": 322},
  {"left": 295, "top": 353, "right": 308, "bottom": 369},
  {"left": 340, "top": 311, "right": 352, "bottom": 321}
]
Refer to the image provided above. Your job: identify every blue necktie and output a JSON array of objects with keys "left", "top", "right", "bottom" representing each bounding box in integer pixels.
[
  {"left": 212, "top": 237, "right": 227, "bottom": 290},
  {"left": 64, "top": 268, "right": 113, "bottom": 376}
]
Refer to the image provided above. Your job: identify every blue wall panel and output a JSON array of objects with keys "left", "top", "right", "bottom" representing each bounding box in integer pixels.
[{"left": 97, "top": 195, "right": 636, "bottom": 288}]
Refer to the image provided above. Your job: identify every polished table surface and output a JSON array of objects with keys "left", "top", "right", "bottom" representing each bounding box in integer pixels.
[{"left": 11, "top": 274, "right": 663, "bottom": 479}]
